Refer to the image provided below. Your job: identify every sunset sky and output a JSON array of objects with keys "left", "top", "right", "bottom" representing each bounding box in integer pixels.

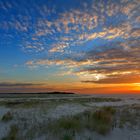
[{"left": 0, "top": 0, "right": 140, "bottom": 94}]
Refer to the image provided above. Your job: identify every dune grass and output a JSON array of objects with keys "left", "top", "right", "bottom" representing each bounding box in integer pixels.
[
  {"left": 1, "top": 111, "right": 13, "bottom": 122},
  {"left": 0, "top": 96, "right": 121, "bottom": 108},
  {"left": 84, "top": 106, "right": 116, "bottom": 135},
  {"left": 2, "top": 125, "right": 18, "bottom": 140},
  {"left": 47, "top": 106, "right": 116, "bottom": 138},
  {"left": 119, "top": 106, "right": 140, "bottom": 128},
  {"left": 47, "top": 115, "right": 82, "bottom": 136},
  {"left": 1, "top": 104, "right": 139, "bottom": 140}
]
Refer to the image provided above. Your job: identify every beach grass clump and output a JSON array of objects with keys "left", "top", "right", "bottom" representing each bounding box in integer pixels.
[
  {"left": 119, "top": 107, "right": 139, "bottom": 128},
  {"left": 58, "top": 118, "right": 80, "bottom": 130},
  {"left": 1, "top": 111, "right": 13, "bottom": 122},
  {"left": 6, "top": 101, "right": 40, "bottom": 108},
  {"left": 2, "top": 125, "right": 18, "bottom": 140},
  {"left": 62, "top": 133, "right": 73, "bottom": 140},
  {"left": 0, "top": 100, "right": 45, "bottom": 109},
  {"left": 84, "top": 106, "right": 116, "bottom": 135},
  {"left": 65, "top": 97, "right": 121, "bottom": 104},
  {"left": 48, "top": 115, "right": 81, "bottom": 133},
  {"left": 47, "top": 106, "right": 116, "bottom": 137},
  {"left": 47, "top": 114, "right": 82, "bottom": 139}
]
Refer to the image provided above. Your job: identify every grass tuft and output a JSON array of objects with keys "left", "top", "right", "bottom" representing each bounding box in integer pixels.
[
  {"left": 85, "top": 106, "right": 116, "bottom": 135},
  {"left": 1, "top": 111, "right": 13, "bottom": 122},
  {"left": 62, "top": 134, "right": 73, "bottom": 140},
  {"left": 2, "top": 125, "right": 18, "bottom": 140},
  {"left": 48, "top": 106, "right": 116, "bottom": 137},
  {"left": 48, "top": 115, "right": 81, "bottom": 134}
]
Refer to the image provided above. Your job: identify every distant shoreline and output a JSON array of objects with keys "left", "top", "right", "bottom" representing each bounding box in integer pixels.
[{"left": 0, "top": 91, "right": 75, "bottom": 95}]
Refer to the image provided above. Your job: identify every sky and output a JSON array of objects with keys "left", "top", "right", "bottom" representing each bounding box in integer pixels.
[{"left": 0, "top": 0, "right": 140, "bottom": 94}]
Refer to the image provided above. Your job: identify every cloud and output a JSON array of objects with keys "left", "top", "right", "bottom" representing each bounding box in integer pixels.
[
  {"left": 24, "top": 45, "right": 44, "bottom": 52},
  {"left": 49, "top": 42, "right": 69, "bottom": 53},
  {"left": 82, "top": 73, "right": 140, "bottom": 84},
  {"left": 1, "top": 0, "right": 140, "bottom": 88},
  {"left": 121, "top": 0, "right": 140, "bottom": 17},
  {"left": 26, "top": 59, "right": 93, "bottom": 68},
  {"left": 1, "top": 0, "right": 139, "bottom": 53},
  {"left": 25, "top": 37, "right": 140, "bottom": 84},
  {"left": 0, "top": 82, "right": 54, "bottom": 93},
  {"left": 0, "top": 82, "right": 43, "bottom": 87},
  {"left": 76, "top": 39, "right": 140, "bottom": 84}
]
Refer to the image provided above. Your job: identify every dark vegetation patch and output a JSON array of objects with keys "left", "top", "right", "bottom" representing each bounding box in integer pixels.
[
  {"left": 2, "top": 125, "right": 18, "bottom": 140},
  {"left": 119, "top": 105, "right": 140, "bottom": 128},
  {"left": 0, "top": 100, "right": 42, "bottom": 108},
  {"left": 1, "top": 111, "right": 13, "bottom": 122},
  {"left": 83, "top": 106, "right": 116, "bottom": 135},
  {"left": 47, "top": 106, "right": 117, "bottom": 138},
  {"left": 0, "top": 96, "right": 121, "bottom": 109}
]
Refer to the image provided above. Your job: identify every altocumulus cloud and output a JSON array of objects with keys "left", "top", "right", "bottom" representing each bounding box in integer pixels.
[
  {"left": 0, "top": 0, "right": 139, "bottom": 53},
  {"left": 78, "top": 39, "right": 140, "bottom": 84},
  {"left": 0, "top": 0, "right": 140, "bottom": 86}
]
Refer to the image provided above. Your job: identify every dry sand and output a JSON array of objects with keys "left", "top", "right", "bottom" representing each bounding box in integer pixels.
[{"left": 0, "top": 95, "right": 140, "bottom": 140}]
